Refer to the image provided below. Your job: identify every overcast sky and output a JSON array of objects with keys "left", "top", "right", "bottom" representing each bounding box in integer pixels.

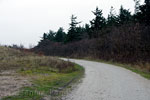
[{"left": 0, "top": 0, "right": 144, "bottom": 47}]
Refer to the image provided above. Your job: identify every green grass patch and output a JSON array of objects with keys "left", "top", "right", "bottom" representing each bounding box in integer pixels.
[
  {"left": 0, "top": 46, "right": 84, "bottom": 100},
  {"left": 2, "top": 64, "right": 84, "bottom": 100}
]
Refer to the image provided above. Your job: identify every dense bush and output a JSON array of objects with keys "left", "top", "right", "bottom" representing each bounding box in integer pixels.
[
  {"left": 34, "top": 23, "right": 150, "bottom": 64},
  {"left": 34, "top": 1, "right": 150, "bottom": 66}
]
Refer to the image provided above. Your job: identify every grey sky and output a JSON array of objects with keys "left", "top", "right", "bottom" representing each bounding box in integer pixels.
[{"left": 0, "top": 0, "right": 144, "bottom": 47}]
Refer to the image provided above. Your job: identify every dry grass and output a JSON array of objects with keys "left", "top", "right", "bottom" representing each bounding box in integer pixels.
[
  {"left": 0, "top": 46, "right": 75, "bottom": 73},
  {"left": 0, "top": 46, "right": 30, "bottom": 59},
  {"left": 0, "top": 46, "right": 83, "bottom": 100},
  {"left": 135, "top": 62, "right": 150, "bottom": 73}
]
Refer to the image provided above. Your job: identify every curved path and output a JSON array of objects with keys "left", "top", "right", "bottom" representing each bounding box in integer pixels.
[{"left": 62, "top": 58, "right": 150, "bottom": 100}]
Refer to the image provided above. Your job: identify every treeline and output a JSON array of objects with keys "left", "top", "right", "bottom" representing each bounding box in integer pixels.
[{"left": 34, "top": 0, "right": 150, "bottom": 63}]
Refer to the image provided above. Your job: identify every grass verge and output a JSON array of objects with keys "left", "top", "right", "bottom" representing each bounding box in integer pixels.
[
  {"left": 2, "top": 64, "right": 84, "bottom": 100},
  {"left": 0, "top": 46, "right": 84, "bottom": 100}
]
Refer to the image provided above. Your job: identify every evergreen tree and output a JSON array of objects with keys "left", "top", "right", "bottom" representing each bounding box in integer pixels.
[
  {"left": 134, "top": 0, "right": 141, "bottom": 14},
  {"left": 90, "top": 7, "right": 106, "bottom": 38},
  {"left": 107, "top": 6, "right": 119, "bottom": 26},
  {"left": 66, "top": 15, "right": 81, "bottom": 42},
  {"left": 47, "top": 30, "right": 56, "bottom": 41},
  {"left": 119, "top": 6, "right": 132, "bottom": 24},
  {"left": 55, "top": 27, "right": 66, "bottom": 42},
  {"left": 76, "top": 25, "right": 88, "bottom": 39},
  {"left": 42, "top": 33, "right": 48, "bottom": 40},
  {"left": 137, "top": 0, "right": 150, "bottom": 24},
  {"left": 85, "top": 24, "right": 90, "bottom": 32},
  {"left": 145, "top": 0, "right": 150, "bottom": 5},
  {"left": 84, "top": 24, "right": 91, "bottom": 38},
  {"left": 90, "top": 7, "right": 106, "bottom": 30}
]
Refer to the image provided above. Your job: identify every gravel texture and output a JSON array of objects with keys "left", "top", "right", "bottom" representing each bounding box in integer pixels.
[
  {"left": 62, "top": 59, "right": 150, "bottom": 100},
  {"left": 0, "top": 70, "right": 31, "bottom": 99}
]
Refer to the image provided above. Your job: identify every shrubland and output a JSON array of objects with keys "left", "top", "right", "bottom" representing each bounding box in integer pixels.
[
  {"left": 33, "top": 1, "right": 150, "bottom": 77},
  {"left": 0, "top": 46, "right": 83, "bottom": 100}
]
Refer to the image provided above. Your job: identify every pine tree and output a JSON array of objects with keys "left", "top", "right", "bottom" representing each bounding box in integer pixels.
[
  {"left": 47, "top": 30, "right": 56, "bottom": 41},
  {"left": 107, "top": 6, "right": 119, "bottom": 26},
  {"left": 145, "top": 0, "right": 150, "bottom": 5},
  {"left": 66, "top": 15, "right": 81, "bottom": 42},
  {"left": 136, "top": 0, "right": 150, "bottom": 24},
  {"left": 134, "top": 0, "right": 141, "bottom": 14},
  {"left": 55, "top": 27, "right": 66, "bottom": 42},
  {"left": 141, "top": 0, "right": 150, "bottom": 24},
  {"left": 90, "top": 7, "right": 106, "bottom": 38},
  {"left": 119, "top": 6, "right": 132, "bottom": 24},
  {"left": 90, "top": 7, "right": 106, "bottom": 30},
  {"left": 42, "top": 33, "right": 48, "bottom": 40}
]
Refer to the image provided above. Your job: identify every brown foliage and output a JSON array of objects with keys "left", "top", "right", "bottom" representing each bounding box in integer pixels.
[{"left": 34, "top": 23, "right": 150, "bottom": 64}]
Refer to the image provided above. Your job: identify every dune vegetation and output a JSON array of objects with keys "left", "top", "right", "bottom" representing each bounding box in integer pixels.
[
  {"left": 33, "top": 1, "right": 150, "bottom": 78},
  {"left": 0, "top": 46, "right": 84, "bottom": 100}
]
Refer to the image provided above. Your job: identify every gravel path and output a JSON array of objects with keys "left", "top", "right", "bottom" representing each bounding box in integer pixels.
[{"left": 62, "top": 59, "right": 150, "bottom": 100}]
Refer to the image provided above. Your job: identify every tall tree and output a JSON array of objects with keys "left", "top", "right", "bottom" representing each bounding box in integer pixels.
[
  {"left": 107, "top": 6, "right": 119, "bottom": 26},
  {"left": 145, "top": 0, "right": 150, "bottom": 5},
  {"left": 90, "top": 7, "right": 106, "bottom": 38},
  {"left": 140, "top": 0, "right": 150, "bottom": 24},
  {"left": 42, "top": 33, "right": 48, "bottom": 40},
  {"left": 119, "top": 6, "right": 132, "bottom": 24},
  {"left": 90, "top": 7, "right": 106, "bottom": 30},
  {"left": 134, "top": 0, "right": 141, "bottom": 14},
  {"left": 39, "top": 31, "right": 55, "bottom": 48},
  {"left": 135, "top": 0, "right": 150, "bottom": 24},
  {"left": 66, "top": 15, "right": 81, "bottom": 42},
  {"left": 85, "top": 24, "right": 90, "bottom": 32},
  {"left": 55, "top": 27, "right": 66, "bottom": 42},
  {"left": 47, "top": 30, "right": 56, "bottom": 41}
]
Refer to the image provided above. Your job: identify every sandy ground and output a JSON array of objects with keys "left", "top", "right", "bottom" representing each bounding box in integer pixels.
[
  {"left": 62, "top": 59, "right": 150, "bottom": 100},
  {"left": 0, "top": 70, "right": 31, "bottom": 99}
]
